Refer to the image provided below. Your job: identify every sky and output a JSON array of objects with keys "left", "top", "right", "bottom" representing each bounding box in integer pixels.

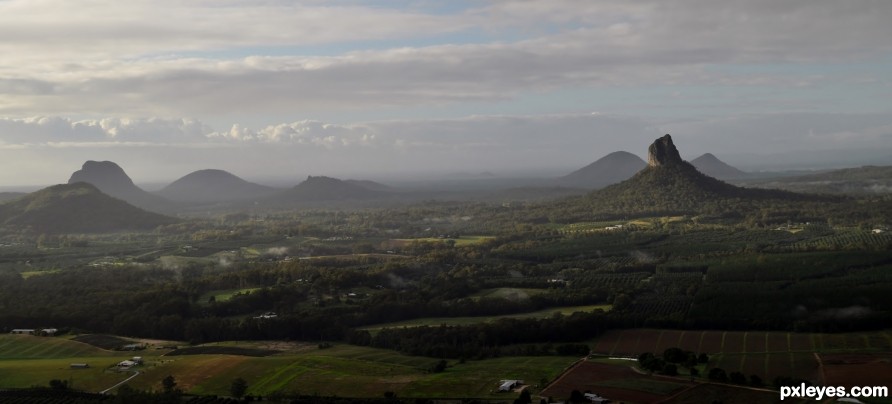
[{"left": 1, "top": 0, "right": 891, "bottom": 187}]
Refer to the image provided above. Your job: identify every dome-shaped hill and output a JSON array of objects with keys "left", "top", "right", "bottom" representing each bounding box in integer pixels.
[
  {"left": 0, "top": 182, "right": 176, "bottom": 233},
  {"left": 157, "top": 169, "right": 277, "bottom": 203},
  {"left": 560, "top": 151, "right": 647, "bottom": 189},
  {"left": 691, "top": 153, "right": 749, "bottom": 180}
]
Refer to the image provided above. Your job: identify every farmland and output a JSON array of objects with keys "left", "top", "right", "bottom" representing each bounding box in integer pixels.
[
  {"left": 0, "top": 336, "right": 578, "bottom": 399},
  {"left": 590, "top": 329, "right": 892, "bottom": 386},
  {"left": 360, "top": 304, "right": 612, "bottom": 330}
]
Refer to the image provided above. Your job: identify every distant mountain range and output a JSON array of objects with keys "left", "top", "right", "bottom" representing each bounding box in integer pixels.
[
  {"left": 568, "top": 135, "right": 827, "bottom": 217},
  {"left": 0, "top": 182, "right": 175, "bottom": 233},
  {"left": 157, "top": 169, "right": 278, "bottom": 203}
]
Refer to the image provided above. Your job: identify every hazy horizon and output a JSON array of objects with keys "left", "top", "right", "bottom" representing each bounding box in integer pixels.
[{"left": 1, "top": 1, "right": 891, "bottom": 187}]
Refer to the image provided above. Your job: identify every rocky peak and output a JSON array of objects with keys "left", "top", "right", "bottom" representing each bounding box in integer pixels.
[
  {"left": 68, "top": 160, "right": 136, "bottom": 188},
  {"left": 647, "top": 134, "right": 683, "bottom": 167}
]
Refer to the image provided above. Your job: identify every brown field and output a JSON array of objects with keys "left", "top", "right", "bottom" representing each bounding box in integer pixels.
[
  {"left": 821, "top": 353, "right": 892, "bottom": 388},
  {"left": 745, "top": 332, "right": 766, "bottom": 353},
  {"left": 723, "top": 331, "right": 746, "bottom": 353},
  {"left": 539, "top": 360, "right": 691, "bottom": 403},
  {"left": 589, "top": 329, "right": 891, "bottom": 385},
  {"left": 678, "top": 330, "right": 702, "bottom": 353},
  {"left": 633, "top": 329, "right": 660, "bottom": 356},
  {"left": 656, "top": 330, "right": 684, "bottom": 354},
  {"left": 698, "top": 331, "right": 724, "bottom": 353},
  {"left": 663, "top": 383, "right": 788, "bottom": 404},
  {"left": 767, "top": 332, "right": 788, "bottom": 352},
  {"left": 789, "top": 333, "right": 813, "bottom": 351}
]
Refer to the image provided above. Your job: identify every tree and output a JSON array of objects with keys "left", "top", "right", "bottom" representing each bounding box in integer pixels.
[
  {"left": 708, "top": 367, "right": 728, "bottom": 382},
  {"left": 514, "top": 389, "right": 533, "bottom": 404},
  {"left": 749, "top": 374, "right": 763, "bottom": 387},
  {"left": 162, "top": 375, "right": 177, "bottom": 394},
  {"left": 230, "top": 377, "right": 248, "bottom": 399},
  {"left": 662, "top": 363, "right": 678, "bottom": 376},
  {"left": 729, "top": 371, "right": 747, "bottom": 385},
  {"left": 49, "top": 379, "right": 68, "bottom": 390}
]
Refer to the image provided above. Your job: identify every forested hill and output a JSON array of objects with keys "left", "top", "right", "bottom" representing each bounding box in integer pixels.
[
  {"left": 550, "top": 135, "right": 840, "bottom": 220},
  {"left": 0, "top": 182, "right": 176, "bottom": 233}
]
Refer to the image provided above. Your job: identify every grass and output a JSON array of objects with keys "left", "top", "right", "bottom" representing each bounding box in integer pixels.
[
  {"left": 0, "top": 357, "right": 134, "bottom": 392},
  {"left": 392, "top": 235, "right": 495, "bottom": 247},
  {"left": 0, "top": 335, "right": 112, "bottom": 359},
  {"left": 468, "top": 287, "right": 548, "bottom": 301},
  {"left": 120, "top": 345, "right": 577, "bottom": 398},
  {"left": 0, "top": 339, "right": 578, "bottom": 398},
  {"left": 198, "top": 287, "right": 262, "bottom": 304},
  {"left": 360, "top": 304, "right": 613, "bottom": 330}
]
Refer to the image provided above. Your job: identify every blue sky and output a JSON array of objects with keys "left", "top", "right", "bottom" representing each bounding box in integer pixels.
[{"left": 0, "top": 0, "right": 890, "bottom": 185}]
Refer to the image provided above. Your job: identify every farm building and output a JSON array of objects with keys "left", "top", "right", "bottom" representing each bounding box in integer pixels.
[
  {"left": 498, "top": 379, "right": 523, "bottom": 392},
  {"left": 584, "top": 392, "right": 610, "bottom": 403},
  {"left": 117, "top": 360, "right": 137, "bottom": 368},
  {"left": 131, "top": 356, "right": 143, "bottom": 364},
  {"left": 41, "top": 328, "right": 58, "bottom": 336},
  {"left": 10, "top": 329, "right": 36, "bottom": 335}
]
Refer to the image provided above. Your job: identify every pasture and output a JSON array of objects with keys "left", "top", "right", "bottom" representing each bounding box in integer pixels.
[
  {"left": 0, "top": 337, "right": 577, "bottom": 398},
  {"left": 360, "top": 304, "right": 612, "bottom": 330}
]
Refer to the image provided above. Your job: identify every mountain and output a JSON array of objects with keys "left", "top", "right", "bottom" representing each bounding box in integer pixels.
[
  {"left": 0, "top": 192, "right": 25, "bottom": 203},
  {"left": 559, "top": 151, "right": 647, "bottom": 188},
  {"left": 571, "top": 135, "right": 827, "bottom": 217},
  {"left": 0, "top": 183, "right": 175, "bottom": 233},
  {"left": 690, "top": 153, "right": 749, "bottom": 180},
  {"left": 68, "top": 161, "right": 172, "bottom": 212},
  {"left": 272, "top": 176, "right": 386, "bottom": 203},
  {"left": 157, "top": 169, "right": 278, "bottom": 203}
]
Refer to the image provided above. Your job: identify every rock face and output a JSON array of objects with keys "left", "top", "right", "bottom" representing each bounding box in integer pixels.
[
  {"left": 647, "top": 134, "right": 683, "bottom": 167},
  {"left": 68, "top": 161, "right": 172, "bottom": 212},
  {"left": 68, "top": 161, "right": 137, "bottom": 192}
]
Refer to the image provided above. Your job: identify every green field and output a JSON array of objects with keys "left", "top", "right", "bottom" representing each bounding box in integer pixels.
[
  {"left": 0, "top": 338, "right": 578, "bottom": 398},
  {"left": 361, "top": 304, "right": 613, "bottom": 330},
  {"left": 0, "top": 335, "right": 113, "bottom": 359},
  {"left": 198, "top": 287, "right": 263, "bottom": 304},
  {"left": 392, "top": 235, "right": 495, "bottom": 246}
]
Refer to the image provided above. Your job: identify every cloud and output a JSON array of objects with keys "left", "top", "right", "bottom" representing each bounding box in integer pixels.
[{"left": 0, "top": 1, "right": 889, "bottom": 118}]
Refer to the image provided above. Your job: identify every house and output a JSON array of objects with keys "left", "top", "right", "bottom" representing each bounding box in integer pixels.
[
  {"left": 584, "top": 392, "right": 611, "bottom": 403},
  {"left": 10, "top": 329, "right": 36, "bottom": 335},
  {"left": 41, "top": 328, "right": 58, "bottom": 336},
  {"left": 873, "top": 229, "right": 886, "bottom": 234},
  {"left": 117, "top": 360, "right": 137, "bottom": 368},
  {"left": 131, "top": 356, "right": 143, "bottom": 364},
  {"left": 498, "top": 380, "right": 523, "bottom": 392}
]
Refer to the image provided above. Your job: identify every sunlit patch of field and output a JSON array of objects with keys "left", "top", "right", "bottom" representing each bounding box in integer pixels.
[
  {"left": 360, "top": 304, "right": 612, "bottom": 331},
  {"left": 0, "top": 335, "right": 113, "bottom": 359}
]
